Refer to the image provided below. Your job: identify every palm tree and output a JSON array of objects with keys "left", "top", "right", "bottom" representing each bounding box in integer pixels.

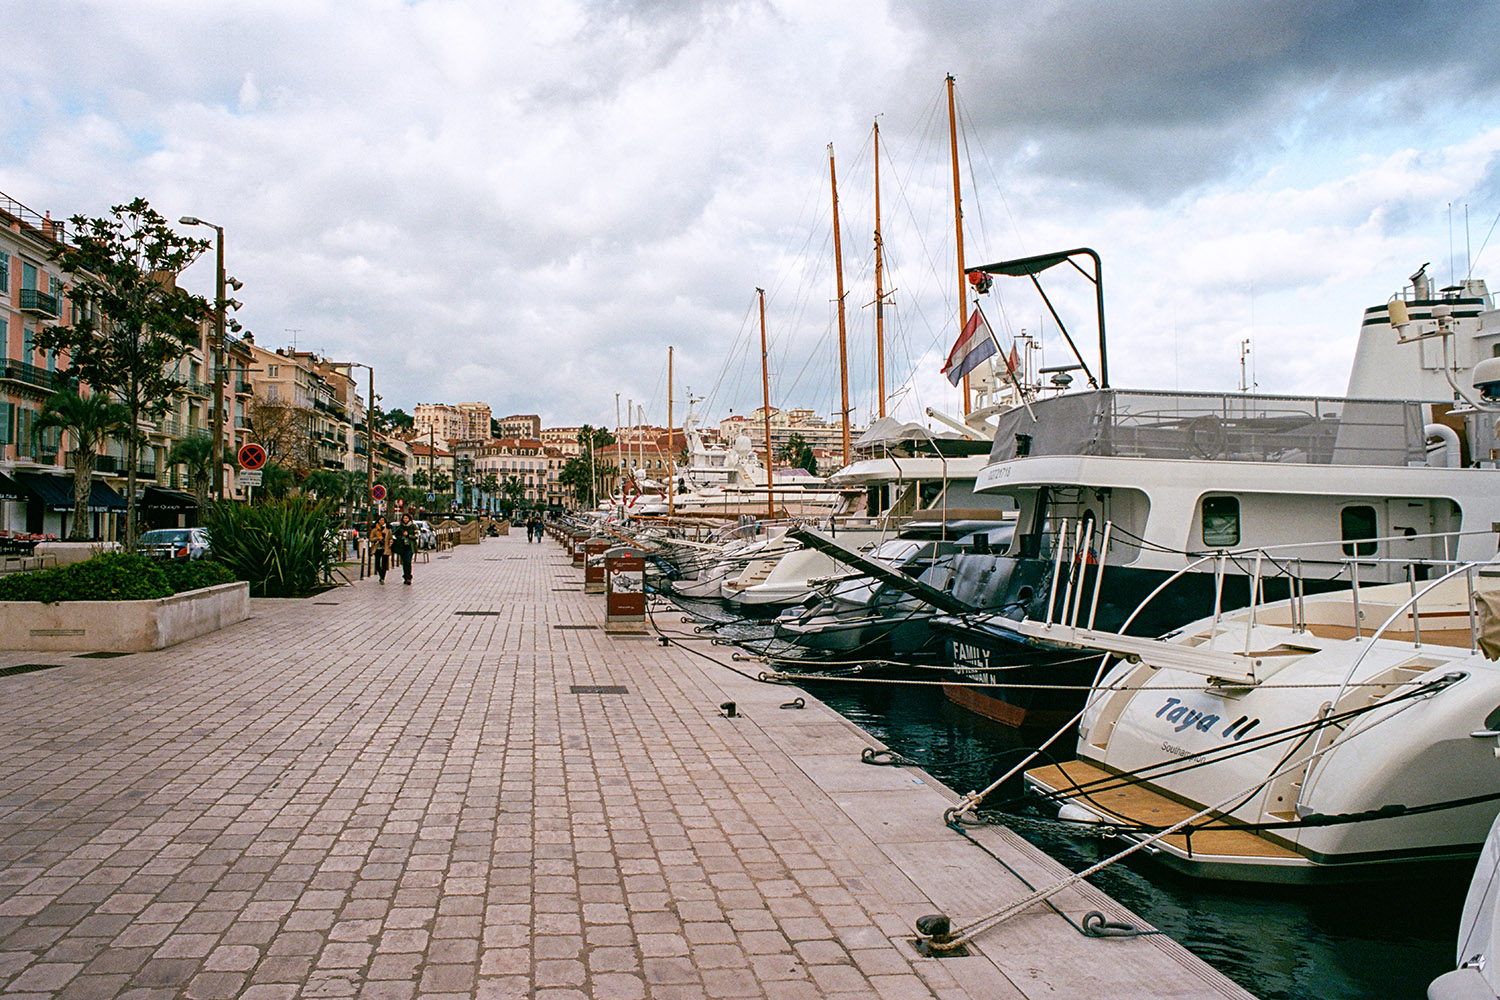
[
  {"left": 167, "top": 434, "right": 214, "bottom": 514},
  {"left": 34, "top": 387, "right": 133, "bottom": 540}
]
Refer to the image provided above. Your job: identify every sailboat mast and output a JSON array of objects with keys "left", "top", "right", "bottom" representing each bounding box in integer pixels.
[
  {"left": 667, "top": 346, "right": 675, "bottom": 518},
  {"left": 873, "top": 119, "right": 887, "bottom": 420},
  {"left": 947, "top": 73, "right": 970, "bottom": 415},
  {"left": 829, "top": 143, "right": 852, "bottom": 467},
  {"left": 757, "top": 288, "right": 775, "bottom": 521}
]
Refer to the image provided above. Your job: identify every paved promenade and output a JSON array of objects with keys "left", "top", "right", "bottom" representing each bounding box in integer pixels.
[{"left": 0, "top": 533, "right": 1253, "bottom": 1000}]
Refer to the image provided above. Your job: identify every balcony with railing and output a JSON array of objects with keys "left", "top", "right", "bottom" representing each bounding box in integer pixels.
[
  {"left": 19, "top": 288, "right": 60, "bottom": 318},
  {"left": 1, "top": 359, "right": 61, "bottom": 392}
]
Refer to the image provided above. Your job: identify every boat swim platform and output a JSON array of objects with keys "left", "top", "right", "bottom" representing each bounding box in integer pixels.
[
  {"left": 1027, "top": 759, "right": 1305, "bottom": 864},
  {"left": 0, "top": 534, "right": 1253, "bottom": 1000}
]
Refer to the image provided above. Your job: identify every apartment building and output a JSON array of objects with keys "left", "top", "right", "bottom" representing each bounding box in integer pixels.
[
  {"left": 472, "top": 437, "right": 565, "bottom": 508},
  {"left": 540, "top": 426, "right": 582, "bottom": 459},
  {"left": 493, "top": 413, "right": 540, "bottom": 440},
  {"left": 0, "top": 192, "right": 70, "bottom": 468}
]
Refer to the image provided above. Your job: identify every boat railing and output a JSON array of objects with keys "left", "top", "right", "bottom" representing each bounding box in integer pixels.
[{"left": 1028, "top": 519, "right": 1495, "bottom": 686}]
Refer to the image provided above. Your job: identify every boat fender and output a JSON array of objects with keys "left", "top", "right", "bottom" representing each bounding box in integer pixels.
[{"left": 1058, "top": 803, "right": 1103, "bottom": 825}]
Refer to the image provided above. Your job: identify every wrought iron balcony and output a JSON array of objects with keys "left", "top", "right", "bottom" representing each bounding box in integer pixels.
[
  {"left": 0, "top": 359, "right": 61, "bottom": 392},
  {"left": 19, "top": 288, "right": 60, "bottom": 318}
]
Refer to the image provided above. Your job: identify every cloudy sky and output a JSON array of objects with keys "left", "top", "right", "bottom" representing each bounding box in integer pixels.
[{"left": 5, "top": 0, "right": 1500, "bottom": 434}]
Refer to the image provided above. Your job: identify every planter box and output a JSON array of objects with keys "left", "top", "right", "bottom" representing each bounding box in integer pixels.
[{"left": 0, "top": 581, "right": 250, "bottom": 652}]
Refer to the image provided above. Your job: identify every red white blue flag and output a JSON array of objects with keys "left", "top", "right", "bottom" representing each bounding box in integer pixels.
[{"left": 941, "top": 307, "right": 998, "bottom": 386}]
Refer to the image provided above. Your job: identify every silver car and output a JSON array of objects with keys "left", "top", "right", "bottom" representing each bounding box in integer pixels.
[
  {"left": 412, "top": 519, "right": 438, "bottom": 550},
  {"left": 136, "top": 527, "right": 211, "bottom": 561}
]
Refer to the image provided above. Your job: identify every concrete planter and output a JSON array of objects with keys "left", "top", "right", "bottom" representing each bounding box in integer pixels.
[{"left": 0, "top": 581, "right": 250, "bottom": 652}]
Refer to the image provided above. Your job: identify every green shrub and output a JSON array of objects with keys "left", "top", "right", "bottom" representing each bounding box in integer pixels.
[
  {"left": 0, "top": 551, "right": 172, "bottom": 603},
  {"left": 204, "top": 496, "right": 340, "bottom": 597},
  {"left": 161, "top": 559, "right": 237, "bottom": 593}
]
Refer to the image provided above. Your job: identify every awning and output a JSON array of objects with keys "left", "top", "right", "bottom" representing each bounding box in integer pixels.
[
  {"left": 0, "top": 471, "right": 23, "bottom": 502},
  {"left": 13, "top": 472, "right": 128, "bottom": 513},
  {"left": 141, "top": 485, "right": 198, "bottom": 511}
]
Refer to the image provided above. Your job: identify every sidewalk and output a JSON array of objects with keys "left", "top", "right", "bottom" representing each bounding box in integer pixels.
[{"left": 0, "top": 534, "right": 1253, "bottom": 999}]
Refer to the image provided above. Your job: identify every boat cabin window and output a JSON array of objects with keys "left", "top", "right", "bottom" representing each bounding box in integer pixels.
[
  {"left": 1341, "top": 505, "right": 1378, "bottom": 557},
  {"left": 1201, "top": 495, "right": 1240, "bottom": 547}
]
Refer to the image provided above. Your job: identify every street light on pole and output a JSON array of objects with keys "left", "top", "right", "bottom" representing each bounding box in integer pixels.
[
  {"left": 338, "top": 362, "right": 376, "bottom": 520},
  {"left": 178, "top": 216, "right": 232, "bottom": 499}
]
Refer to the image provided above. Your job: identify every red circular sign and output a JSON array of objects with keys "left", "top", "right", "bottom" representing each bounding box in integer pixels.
[
  {"left": 237, "top": 442, "right": 267, "bottom": 471},
  {"left": 371, "top": 484, "right": 387, "bottom": 501}
]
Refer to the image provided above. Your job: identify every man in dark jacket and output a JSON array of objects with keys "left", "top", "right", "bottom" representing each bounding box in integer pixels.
[{"left": 391, "top": 513, "right": 418, "bottom": 585}]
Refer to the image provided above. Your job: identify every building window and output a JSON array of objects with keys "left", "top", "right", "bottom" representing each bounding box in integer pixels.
[
  {"left": 1341, "top": 505, "right": 1378, "bottom": 557},
  {"left": 0, "top": 249, "right": 8, "bottom": 292},
  {"left": 268, "top": 364, "right": 279, "bottom": 378},
  {"left": 22, "top": 324, "right": 33, "bottom": 365},
  {"left": 1201, "top": 495, "right": 1240, "bottom": 547}
]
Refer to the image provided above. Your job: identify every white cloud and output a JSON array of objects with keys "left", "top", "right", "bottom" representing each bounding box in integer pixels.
[{"left": 3, "top": 0, "right": 1500, "bottom": 433}]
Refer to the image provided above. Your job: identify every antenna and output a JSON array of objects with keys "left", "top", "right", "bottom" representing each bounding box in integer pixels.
[{"left": 285, "top": 328, "right": 302, "bottom": 351}]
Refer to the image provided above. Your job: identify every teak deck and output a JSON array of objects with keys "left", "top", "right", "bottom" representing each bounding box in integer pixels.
[{"left": 1028, "top": 758, "right": 1303, "bottom": 861}]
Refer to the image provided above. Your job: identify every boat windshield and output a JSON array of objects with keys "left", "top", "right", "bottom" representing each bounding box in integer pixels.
[{"left": 988, "top": 389, "right": 1427, "bottom": 467}]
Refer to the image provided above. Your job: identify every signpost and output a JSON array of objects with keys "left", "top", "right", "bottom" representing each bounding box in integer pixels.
[{"left": 237, "top": 442, "right": 267, "bottom": 501}]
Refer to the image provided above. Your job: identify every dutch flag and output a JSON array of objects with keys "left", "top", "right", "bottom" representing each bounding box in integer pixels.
[{"left": 941, "top": 306, "right": 998, "bottom": 386}]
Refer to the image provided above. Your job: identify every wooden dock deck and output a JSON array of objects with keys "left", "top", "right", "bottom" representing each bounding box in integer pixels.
[{"left": 0, "top": 532, "right": 1255, "bottom": 999}]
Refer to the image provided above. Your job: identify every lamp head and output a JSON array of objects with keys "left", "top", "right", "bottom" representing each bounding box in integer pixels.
[
  {"left": 227, "top": 277, "right": 244, "bottom": 291},
  {"left": 179, "top": 216, "right": 203, "bottom": 226}
]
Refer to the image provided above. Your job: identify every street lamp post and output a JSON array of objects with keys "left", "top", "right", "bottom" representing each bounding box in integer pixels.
[
  {"left": 340, "top": 363, "right": 375, "bottom": 519},
  {"left": 178, "top": 217, "right": 230, "bottom": 499}
]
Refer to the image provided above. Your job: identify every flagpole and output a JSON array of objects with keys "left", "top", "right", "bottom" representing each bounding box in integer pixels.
[{"left": 976, "top": 305, "right": 1035, "bottom": 421}]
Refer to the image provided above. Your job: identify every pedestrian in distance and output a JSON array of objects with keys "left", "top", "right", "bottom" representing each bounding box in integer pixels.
[
  {"left": 370, "top": 519, "right": 392, "bottom": 584},
  {"left": 392, "top": 513, "right": 418, "bottom": 585}
]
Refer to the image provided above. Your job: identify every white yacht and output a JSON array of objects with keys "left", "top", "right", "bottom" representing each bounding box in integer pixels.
[
  {"left": 933, "top": 261, "right": 1500, "bottom": 727},
  {"left": 1019, "top": 551, "right": 1500, "bottom": 882}
]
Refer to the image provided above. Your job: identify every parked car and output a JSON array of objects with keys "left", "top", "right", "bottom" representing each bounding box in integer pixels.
[
  {"left": 136, "top": 527, "right": 211, "bottom": 561},
  {"left": 412, "top": 520, "right": 438, "bottom": 550}
]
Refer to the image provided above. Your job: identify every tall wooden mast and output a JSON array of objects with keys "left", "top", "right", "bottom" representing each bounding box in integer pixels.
[
  {"left": 873, "top": 119, "right": 887, "bottom": 419},
  {"left": 947, "top": 73, "right": 970, "bottom": 414},
  {"left": 829, "top": 143, "right": 851, "bottom": 467},
  {"left": 758, "top": 288, "right": 775, "bottom": 521},
  {"left": 667, "top": 346, "right": 675, "bottom": 519}
]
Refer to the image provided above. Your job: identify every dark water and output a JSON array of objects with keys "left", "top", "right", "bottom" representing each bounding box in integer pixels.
[
  {"left": 815, "top": 679, "right": 1464, "bottom": 1000},
  {"left": 661, "top": 593, "right": 1467, "bottom": 998}
]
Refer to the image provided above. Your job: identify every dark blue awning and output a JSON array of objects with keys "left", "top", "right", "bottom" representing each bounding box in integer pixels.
[
  {"left": 13, "top": 472, "right": 128, "bottom": 513},
  {"left": 0, "top": 471, "right": 22, "bottom": 502}
]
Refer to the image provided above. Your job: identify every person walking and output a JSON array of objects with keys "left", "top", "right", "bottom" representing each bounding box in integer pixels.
[
  {"left": 392, "top": 512, "right": 418, "bottom": 585},
  {"left": 370, "top": 519, "right": 392, "bottom": 584}
]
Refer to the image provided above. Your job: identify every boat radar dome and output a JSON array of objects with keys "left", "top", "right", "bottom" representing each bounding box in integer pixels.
[
  {"left": 1473, "top": 357, "right": 1500, "bottom": 404},
  {"left": 734, "top": 436, "right": 753, "bottom": 456}
]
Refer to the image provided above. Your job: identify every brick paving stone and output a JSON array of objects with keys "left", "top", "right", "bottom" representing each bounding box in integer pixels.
[{"left": 0, "top": 536, "right": 1250, "bottom": 1000}]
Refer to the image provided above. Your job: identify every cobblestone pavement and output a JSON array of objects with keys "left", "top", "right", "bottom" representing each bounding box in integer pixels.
[
  {"left": 0, "top": 535, "right": 1001, "bottom": 1000},
  {"left": 0, "top": 533, "right": 1253, "bottom": 1000}
]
